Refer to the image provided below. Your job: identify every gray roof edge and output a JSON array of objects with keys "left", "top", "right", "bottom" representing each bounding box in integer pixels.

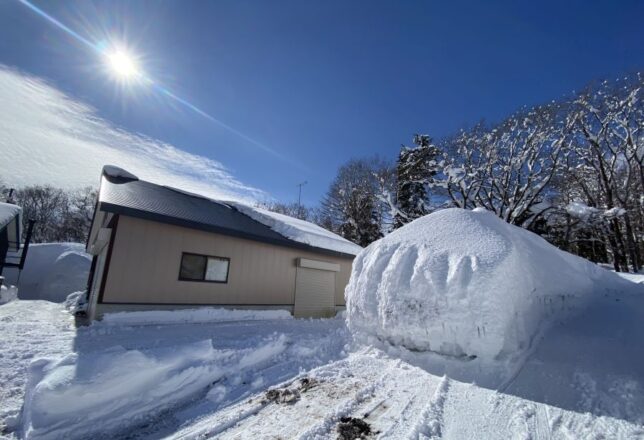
[{"left": 98, "top": 201, "right": 356, "bottom": 260}]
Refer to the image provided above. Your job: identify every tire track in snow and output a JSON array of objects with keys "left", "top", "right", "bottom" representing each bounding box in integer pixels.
[
  {"left": 409, "top": 375, "right": 451, "bottom": 440},
  {"left": 295, "top": 364, "right": 398, "bottom": 439}
]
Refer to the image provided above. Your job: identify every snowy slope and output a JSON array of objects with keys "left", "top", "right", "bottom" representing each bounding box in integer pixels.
[{"left": 228, "top": 202, "right": 363, "bottom": 256}]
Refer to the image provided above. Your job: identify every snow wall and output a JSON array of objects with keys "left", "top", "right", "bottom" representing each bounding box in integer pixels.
[
  {"left": 346, "top": 208, "right": 622, "bottom": 361},
  {"left": 3, "top": 243, "right": 91, "bottom": 303}
]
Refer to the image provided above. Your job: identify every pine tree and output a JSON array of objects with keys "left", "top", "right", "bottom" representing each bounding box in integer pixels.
[{"left": 393, "top": 134, "right": 439, "bottom": 229}]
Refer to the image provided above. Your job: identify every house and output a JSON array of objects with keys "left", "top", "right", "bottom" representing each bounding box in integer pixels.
[{"left": 85, "top": 167, "right": 362, "bottom": 320}]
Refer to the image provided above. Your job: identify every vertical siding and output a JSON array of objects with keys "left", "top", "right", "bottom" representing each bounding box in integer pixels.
[{"left": 102, "top": 215, "right": 354, "bottom": 306}]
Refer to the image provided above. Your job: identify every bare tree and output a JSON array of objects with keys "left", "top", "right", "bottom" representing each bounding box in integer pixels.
[
  {"left": 563, "top": 75, "right": 643, "bottom": 271},
  {"left": 440, "top": 103, "right": 574, "bottom": 228},
  {"left": 12, "top": 185, "right": 97, "bottom": 243}
]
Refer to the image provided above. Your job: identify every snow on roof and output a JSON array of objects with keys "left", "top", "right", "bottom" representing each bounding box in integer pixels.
[
  {"left": 0, "top": 202, "right": 21, "bottom": 230},
  {"left": 0, "top": 202, "right": 22, "bottom": 252},
  {"left": 102, "top": 165, "right": 139, "bottom": 181},
  {"left": 229, "top": 202, "right": 363, "bottom": 256},
  {"left": 566, "top": 201, "right": 599, "bottom": 221},
  {"left": 98, "top": 167, "right": 360, "bottom": 256}
]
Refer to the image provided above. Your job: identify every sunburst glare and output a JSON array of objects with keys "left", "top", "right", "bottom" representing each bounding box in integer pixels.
[{"left": 106, "top": 49, "right": 140, "bottom": 82}]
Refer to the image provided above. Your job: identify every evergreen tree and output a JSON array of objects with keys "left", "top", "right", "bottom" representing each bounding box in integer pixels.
[{"left": 394, "top": 134, "right": 439, "bottom": 228}]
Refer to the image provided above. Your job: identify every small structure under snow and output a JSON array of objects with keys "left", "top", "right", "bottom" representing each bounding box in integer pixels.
[
  {"left": 0, "top": 201, "right": 32, "bottom": 281},
  {"left": 346, "top": 208, "right": 617, "bottom": 360},
  {"left": 0, "top": 202, "right": 22, "bottom": 260},
  {"left": 84, "top": 167, "right": 359, "bottom": 321}
]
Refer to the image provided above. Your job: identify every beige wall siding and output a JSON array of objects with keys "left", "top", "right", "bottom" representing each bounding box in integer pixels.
[{"left": 102, "top": 215, "right": 354, "bottom": 306}]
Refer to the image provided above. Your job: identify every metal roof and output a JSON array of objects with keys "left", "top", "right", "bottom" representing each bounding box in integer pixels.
[{"left": 97, "top": 174, "right": 355, "bottom": 259}]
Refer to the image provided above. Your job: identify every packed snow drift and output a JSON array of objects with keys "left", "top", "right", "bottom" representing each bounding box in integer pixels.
[
  {"left": 20, "top": 335, "right": 290, "bottom": 440},
  {"left": 346, "top": 208, "right": 624, "bottom": 360},
  {"left": 3, "top": 243, "right": 91, "bottom": 302},
  {"left": 100, "top": 307, "right": 292, "bottom": 326}
]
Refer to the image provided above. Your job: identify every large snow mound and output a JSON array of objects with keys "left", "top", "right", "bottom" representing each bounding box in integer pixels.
[
  {"left": 346, "top": 208, "right": 623, "bottom": 360},
  {"left": 229, "top": 202, "right": 363, "bottom": 256},
  {"left": 3, "top": 243, "right": 91, "bottom": 302}
]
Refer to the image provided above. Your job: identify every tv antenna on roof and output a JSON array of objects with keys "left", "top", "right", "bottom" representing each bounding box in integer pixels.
[{"left": 297, "top": 181, "right": 308, "bottom": 215}]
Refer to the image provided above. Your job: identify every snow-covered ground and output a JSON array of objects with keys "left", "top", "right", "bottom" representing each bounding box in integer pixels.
[
  {"left": 1, "top": 277, "right": 642, "bottom": 439},
  {"left": 1, "top": 210, "right": 643, "bottom": 439},
  {"left": 0, "top": 303, "right": 349, "bottom": 439}
]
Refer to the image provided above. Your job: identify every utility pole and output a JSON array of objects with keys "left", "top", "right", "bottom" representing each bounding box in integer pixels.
[{"left": 297, "top": 181, "right": 307, "bottom": 218}]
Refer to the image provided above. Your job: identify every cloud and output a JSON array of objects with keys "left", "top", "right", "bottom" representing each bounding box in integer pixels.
[{"left": 0, "top": 65, "right": 268, "bottom": 202}]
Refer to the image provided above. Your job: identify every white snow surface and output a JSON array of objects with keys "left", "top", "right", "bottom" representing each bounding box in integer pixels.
[
  {"left": 101, "top": 307, "right": 292, "bottom": 326},
  {"left": 0, "top": 284, "right": 18, "bottom": 304},
  {"left": 228, "top": 202, "right": 363, "bottom": 255},
  {"left": 3, "top": 282, "right": 644, "bottom": 439},
  {"left": 3, "top": 243, "right": 91, "bottom": 302},
  {"left": 2, "top": 304, "right": 348, "bottom": 440},
  {"left": 346, "top": 208, "right": 626, "bottom": 361},
  {"left": 0, "top": 202, "right": 21, "bottom": 230}
]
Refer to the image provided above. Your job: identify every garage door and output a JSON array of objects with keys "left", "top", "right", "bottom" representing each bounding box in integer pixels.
[{"left": 293, "top": 259, "right": 338, "bottom": 318}]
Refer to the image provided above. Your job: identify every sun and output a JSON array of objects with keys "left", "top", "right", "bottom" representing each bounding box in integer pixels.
[{"left": 106, "top": 49, "right": 140, "bottom": 81}]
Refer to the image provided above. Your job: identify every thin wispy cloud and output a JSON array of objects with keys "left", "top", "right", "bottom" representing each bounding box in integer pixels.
[
  {"left": 16, "top": 0, "right": 296, "bottom": 166},
  {"left": 0, "top": 65, "right": 268, "bottom": 202}
]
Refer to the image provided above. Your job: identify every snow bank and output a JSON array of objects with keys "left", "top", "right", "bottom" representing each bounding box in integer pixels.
[
  {"left": 3, "top": 243, "right": 91, "bottom": 302},
  {"left": 0, "top": 284, "right": 18, "bottom": 304},
  {"left": 229, "top": 202, "right": 363, "bottom": 256},
  {"left": 101, "top": 307, "right": 293, "bottom": 326},
  {"left": 346, "top": 208, "right": 622, "bottom": 361},
  {"left": 21, "top": 334, "right": 289, "bottom": 440},
  {"left": 63, "top": 291, "right": 87, "bottom": 314}
]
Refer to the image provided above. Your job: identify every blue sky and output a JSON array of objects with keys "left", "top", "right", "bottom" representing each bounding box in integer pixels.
[{"left": 0, "top": 0, "right": 642, "bottom": 204}]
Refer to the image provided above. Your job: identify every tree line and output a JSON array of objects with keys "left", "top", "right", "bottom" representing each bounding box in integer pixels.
[
  {"left": 1, "top": 184, "right": 96, "bottom": 244},
  {"left": 315, "top": 74, "right": 643, "bottom": 273}
]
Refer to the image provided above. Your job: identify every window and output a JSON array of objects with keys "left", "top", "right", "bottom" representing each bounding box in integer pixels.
[{"left": 179, "top": 252, "right": 229, "bottom": 283}]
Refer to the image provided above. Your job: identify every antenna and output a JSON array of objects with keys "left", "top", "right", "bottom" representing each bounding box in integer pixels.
[{"left": 297, "top": 181, "right": 308, "bottom": 217}]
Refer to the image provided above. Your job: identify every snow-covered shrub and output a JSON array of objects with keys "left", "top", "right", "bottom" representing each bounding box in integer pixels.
[{"left": 346, "top": 208, "right": 619, "bottom": 360}]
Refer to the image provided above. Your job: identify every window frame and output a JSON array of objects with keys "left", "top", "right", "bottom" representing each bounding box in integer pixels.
[{"left": 178, "top": 252, "right": 230, "bottom": 284}]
